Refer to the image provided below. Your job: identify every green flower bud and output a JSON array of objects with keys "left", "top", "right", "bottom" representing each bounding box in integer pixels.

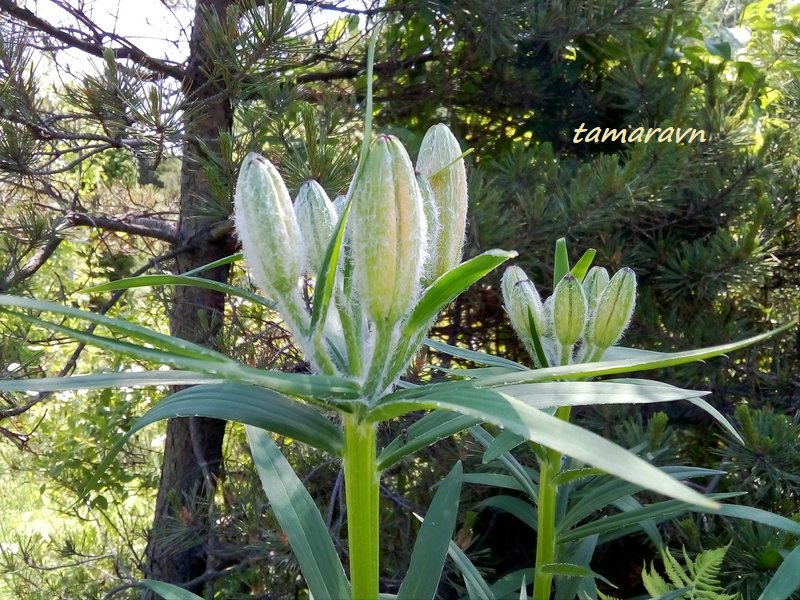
[
  {"left": 583, "top": 266, "right": 610, "bottom": 311},
  {"left": 234, "top": 152, "right": 303, "bottom": 301},
  {"left": 586, "top": 267, "right": 637, "bottom": 349},
  {"left": 294, "top": 180, "right": 337, "bottom": 277},
  {"left": 417, "top": 173, "right": 442, "bottom": 287},
  {"left": 349, "top": 134, "right": 427, "bottom": 326},
  {"left": 501, "top": 265, "right": 546, "bottom": 365},
  {"left": 416, "top": 124, "right": 468, "bottom": 280},
  {"left": 552, "top": 273, "right": 587, "bottom": 348}
]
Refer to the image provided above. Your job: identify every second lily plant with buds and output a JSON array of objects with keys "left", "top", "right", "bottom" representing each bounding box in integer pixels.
[{"left": 1, "top": 116, "right": 798, "bottom": 598}]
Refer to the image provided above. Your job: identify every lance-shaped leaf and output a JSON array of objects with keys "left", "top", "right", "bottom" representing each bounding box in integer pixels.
[
  {"left": 368, "top": 385, "right": 717, "bottom": 508},
  {"left": 397, "top": 462, "right": 463, "bottom": 600},
  {"left": 0, "top": 295, "right": 361, "bottom": 403},
  {"left": 472, "top": 320, "right": 797, "bottom": 386},
  {"left": 246, "top": 426, "right": 351, "bottom": 600},
  {"left": 81, "top": 384, "right": 345, "bottom": 501},
  {"left": 0, "top": 370, "right": 223, "bottom": 392},
  {"left": 757, "top": 544, "right": 800, "bottom": 600},
  {"left": 83, "top": 274, "right": 275, "bottom": 308}
]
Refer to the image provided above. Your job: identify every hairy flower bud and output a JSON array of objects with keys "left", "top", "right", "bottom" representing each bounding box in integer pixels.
[
  {"left": 294, "top": 180, "right": 337, "bottom": 277},
  {"left": 417, "top": 174, "right": 442, "bottom": 287},
  {"left": 501, "top": 266, "right": 546, "bottom": 364},
  {"left": 234, "top": 152, "right": 303, "bottom": 301},
  {"left": 416, "top": 124, "right": 468, "bottom": 280},
  {"left": 349, "top": 134, "right": 427, "bottom": 326},
  {"left": 552, "top": 274, "right": 587, "bottom": 349},
  {"left": 583, "top": 266, "right": 610, "bottom": 311},
  {"left": 586, "top": 267, "right": 637, "bottom": 349}
]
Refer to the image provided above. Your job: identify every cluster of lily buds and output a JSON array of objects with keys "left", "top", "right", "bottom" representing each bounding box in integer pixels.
[
  {"left": 501, "top": 263, "right": 637, "bottom": 367},
  {"left": 233, "top": 124, "right": 468, "bottom": 389}
]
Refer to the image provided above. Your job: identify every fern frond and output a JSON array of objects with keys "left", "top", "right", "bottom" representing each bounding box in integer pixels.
[{"left": 640, "top": 545, "right": 740, "bottom": 600}]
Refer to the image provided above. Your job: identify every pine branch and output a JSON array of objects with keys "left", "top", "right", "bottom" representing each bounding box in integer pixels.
[
  {"left": 0, "top": 0, "right": 186, "bottom": 80},
  {"left": 0, "top": 234, "right": 63, "bottom": 293},
  {"left": 65, "top": 211, "right": 179, "bottom": 243}
]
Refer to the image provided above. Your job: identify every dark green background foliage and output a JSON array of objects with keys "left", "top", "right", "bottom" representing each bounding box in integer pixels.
[{"left": 0, "top": 0, "right": 798, "bottom": 597}]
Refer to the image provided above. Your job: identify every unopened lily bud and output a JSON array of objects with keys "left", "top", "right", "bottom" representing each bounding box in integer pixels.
[
  {"left": 349, "top": 134, "right": 427, "bottom": 326},
  {"left": 234, "top": 152, "right": 303, "bottom": 301},
  {"left": 501, "top": 266, "right": 546, "bottom": 365},
  {"left": 552, "top": 274, "right": 587, "bottom": 348},
  {"left": 417, "top": 174, "right": 442, "bottom": 287},
  {"left": 294, "top": 180, "right": 337, "bottom": 276},
  {"left": 583, "top": 266, "right": 610, "bottom": 311},
  {"left": 587, "top": 267, "right": 637, "bottom": 349},
  {"left": 416, "top": 124, "right": 468, "bottom": 280}
]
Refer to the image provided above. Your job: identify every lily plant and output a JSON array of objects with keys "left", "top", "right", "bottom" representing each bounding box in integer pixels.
[{"left": 0, "top": 61, "right": 797, "bottom": 600}]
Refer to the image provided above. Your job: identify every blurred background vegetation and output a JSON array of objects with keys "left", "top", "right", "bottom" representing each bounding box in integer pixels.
[{"left": 0, "top": 0, "right": 797, "bottom": 598}]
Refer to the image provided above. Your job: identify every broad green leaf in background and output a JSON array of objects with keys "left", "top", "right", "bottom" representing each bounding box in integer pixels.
[
  {"left": 138, "top": 580, "right": 205, "bottom": 600},
  {"left": 397, "top": 462, "right": 463, "bottom": 600},
  {"left": 757, "top": 544, "right": 800, "bottom": 600},
  {"left": 246, "top": 426, "right": 351, "bottom": 600}
]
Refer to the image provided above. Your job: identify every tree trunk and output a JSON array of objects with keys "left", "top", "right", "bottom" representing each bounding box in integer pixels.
[{"left": 144, "top": 0, "right": 235, "bottom": 596}]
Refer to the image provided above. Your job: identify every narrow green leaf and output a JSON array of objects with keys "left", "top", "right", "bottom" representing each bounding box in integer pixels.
[
  {"left": 461, "top": 473, "right": 527, "bottom": 492},
  {"left": 475, "top": 495, "right": 537, "bottom": 531},
  {"left": 698, "top": 504, "right": 800, "bottom": 537},
  {"left": 0, "top": 295, "right": 232, "bottom": 363},
  {"left": 138, "top": 580, "right": 205, "bottom": 600},
  {"left": 471, "top": 425, "right": 537, "bottom": 499},
  {"left": 687, "top": 396, "right": 743, "bottom": 444},
  {"left": 246, "top": 426, "right": 351, "bottom": 600},
  {"left": 483, "top": 430, "right": 526, "bottom": 464},
  {"left": 397, "top": 462, "right": 463, "bottom": 600},
  {"left": 562, "top": 466, "right": 723, "bottom": 531},
  {"left": 81, "top": 384, "right": 345, "bottom": 502},
  {"left": 84, "top": 274, "right": 275, "bottom": 308},
  {"left": 310, "top": 199, "right": 351, "bottom": 332},
  {"left": 404, "top": 250, "right": 517, "bottom": 335},
  {"left": 377, "top": 410, "right": 478, "bottom": 471},
  {"left": 474, "top": 320, "right": 797, "bottom": 387},
  {"left": 499, "top": 380, "right": 708, "bottom": 409},
  {"left": 368, "top": 387, "right": 717, "bottom": 508},
  {"left": 612, "top": 496, "right": 663, "bottom": 548},
  {"left": 570, "top": 248, "right": 596, "bottom": 281},
  {"left": 757, "top": 544, "right": 800, "bottom": 600},
  {"left": 424, "top": 338, "right": 526, "bottom": 370},
  {"left": 183, "top": 251, "right": 242, "bottom": 276},
  {"left": 0, "top": 370, "right": 223, "bottom": 392},
  {"left": 553, "top": 237, "right": 569, "bottom": 288},
  {"left": 559, "top": 494, "right": 736, "bottom": 543},
  {"left": 551, "top": 467, "right": 605, "bottom": 486},
  {"left": 554, "top": 535, "right": 598, "bottom": 600},
  {"left": 448, "top": 540, "right": 495, "bottom": 600},
  {"left": 488, "top": 569, "right": 535, "bottom": 600}
]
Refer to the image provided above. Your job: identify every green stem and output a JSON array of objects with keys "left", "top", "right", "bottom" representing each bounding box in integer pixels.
[
  {"left": 343, "top": 413, "right": 379, "bottom": 600},
  {"left": 533, "top": 405, "right": 571, "bottom": 599},
  {"left": 533, "top": 458, "right": 557, "bottom": 600}
]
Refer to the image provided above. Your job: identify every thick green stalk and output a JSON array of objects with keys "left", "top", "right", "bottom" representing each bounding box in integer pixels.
[
  {"left": 533, "top": 404, "right": 572, "bottom": 600},
  {"left": 343, "top": 413, "right": 379, "bottom": 600},
  {"left": 533, "top": 458, "right": 558, "bottom": 599}
]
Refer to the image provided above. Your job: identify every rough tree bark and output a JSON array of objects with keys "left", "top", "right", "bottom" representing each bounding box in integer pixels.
[{"left": 143, "top": 0, "right": 236, "bottom": 596}]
